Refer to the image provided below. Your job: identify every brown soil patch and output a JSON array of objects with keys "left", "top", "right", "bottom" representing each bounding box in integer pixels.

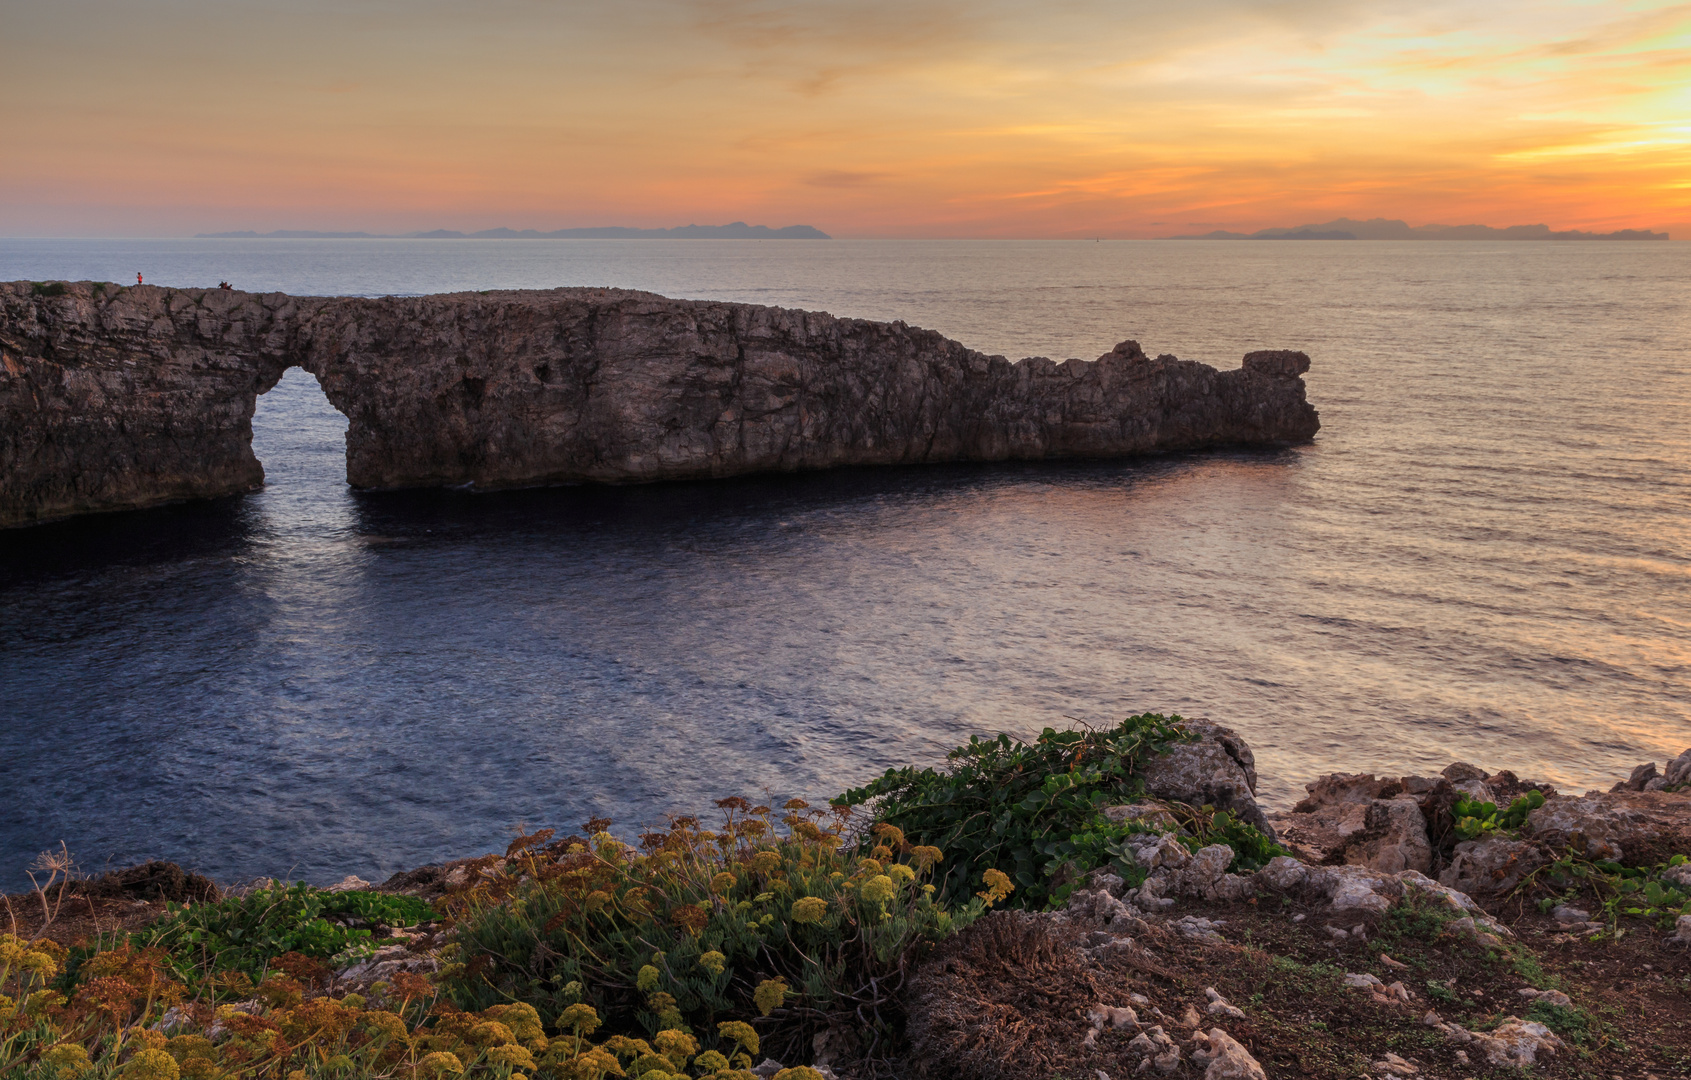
[
  {"left": 2, "top": 887, "right": 170, "bottom": 947},
  {"left": 898, "top": 893, "right": 1691, "bottom": 1080}
]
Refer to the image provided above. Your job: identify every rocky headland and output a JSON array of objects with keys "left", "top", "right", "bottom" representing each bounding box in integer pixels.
[{"left": 0, "top": 281, "right": 1319, "bottom": 528}]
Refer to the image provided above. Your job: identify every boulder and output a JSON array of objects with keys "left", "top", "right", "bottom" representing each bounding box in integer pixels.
[
  {"left": 1664, "top": 748, "right": 1691, "bottom": 788},
  {"left": 1305, "top": 864, "right": 1400, "bottom": 915},
  {"left": 1138, "top": 719, "right": 1274, "bottom": 835},
  {"left": 1345, "top": 798, "right": 1434, "bottom": 875},
  {"left": 1163, "top": 844, "right": 1256, "bottom": 902},
  {"left": 1063, "top": 886, "right": 1149, "bottom": 937},
  {"left": 1254, "top": 855, "right": 1310, "bottom": 892},
  {"left": 1438, "top": 835, "right": 1546, "bottom": 898},
  {"left": 1471, "top": 1017, "right": 1564, "bottom": 1067},
  {"left": 1293, "top": 773, "right": 1402, "bottom": 812},
  {"left": 1126, "top": 831, "right": 1194, "bottom": 871},
  {"left": 1613, "top": 762, "right": 1658, "bottom": 792},
  {"left": 1268, "top": 774, "right": 1433, "bottom": 873},
  {"left": 1178, "top": 845, "right": 1237, "bottom": 897},
  {"left": 1190, "top": 1028, "right": 1267, "bottom": 1080},
  {"left": 1440, "top": 762, "right": 1494, "bottom": 803},
  {"left": 324, "top": 874, "right": 373, "bottom": 893},
  {"left": 1521, "top": 790, "right": 1691, "bottom": 863},
  {"left": 1172, "top": 915, "right": 1229, "bottom": 942}
]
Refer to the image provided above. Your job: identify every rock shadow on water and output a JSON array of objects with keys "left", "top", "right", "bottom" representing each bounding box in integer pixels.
[{"left": 341, "top": 446, "right": 1312, "bottom": 548}]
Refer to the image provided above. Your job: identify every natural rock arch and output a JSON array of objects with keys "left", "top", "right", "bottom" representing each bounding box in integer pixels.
[{"left": 1, "top": 282, "right": 1320, "bottom": 528}]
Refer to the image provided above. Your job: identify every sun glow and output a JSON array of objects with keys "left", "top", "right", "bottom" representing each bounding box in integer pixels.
[{"left": 2, "top": 0, "right": 1686, "bottom": 237}]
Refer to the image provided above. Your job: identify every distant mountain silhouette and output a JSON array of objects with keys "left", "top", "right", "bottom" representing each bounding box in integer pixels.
[
  {"left": 198, "top": 230, "right": 379, "bottom": 238},
  {"left": 1171, "top": 217, "right": 1667, "bottom": 241},
  {"left": 197, "top": 221, "right": 830, "bottom": 240}
]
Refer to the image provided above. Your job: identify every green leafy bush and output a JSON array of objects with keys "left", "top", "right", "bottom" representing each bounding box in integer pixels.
[
  {"left": 29, "top": 281, "right": 67, "bottom": 297},
  {"left": 1452, "top": 790, "right": 1544, "bottom": 841},
  {"left": 444, "top": 800, "right": 1001, "bottom": 1065},
  {"left": 1044, "top": 805, "right": 1288, "bottom": 906},
  {"left": 837, "top": 715, "right": 1285, "bottom": 909},
  {"left": 1526, "top": 998, "right": 1597, "bottom": 1045},
  {"left": 1537, "top": 852, "right": 1690, "bottom": 930},
  {"left": 131, "top": 883, "right": 436, "bottom": 982}
]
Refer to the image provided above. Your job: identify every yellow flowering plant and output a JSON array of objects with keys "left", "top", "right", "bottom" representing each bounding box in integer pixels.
[
  {"left": 443, "top": 798, "right": 990, "bottom": 1066},
  {"left": 0, "top": 927, "right": 584, "bottom": 1080}
]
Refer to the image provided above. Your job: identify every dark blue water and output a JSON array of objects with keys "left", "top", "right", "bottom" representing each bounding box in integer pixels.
[{"left": 2, "top": 239, "right": 1688, "bottom": 891}]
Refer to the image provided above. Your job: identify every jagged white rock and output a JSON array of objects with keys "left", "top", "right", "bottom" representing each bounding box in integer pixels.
[
  {"left": 1203, "top": 987, "right": 1246, "bottom": 1019},
  {"left": 1471, "top": 1017, "right": 1565, "bottom": 1067},
  {"left": 1673, "top": 913, "right": 1691, "bottom": 945},
  {"left": 1190, "top": 1028, "right": 1267, "bottom": 1080}
]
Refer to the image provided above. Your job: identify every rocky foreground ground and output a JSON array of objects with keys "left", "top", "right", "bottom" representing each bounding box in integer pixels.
[{"left": 6, "top": 734, "right": 1689, "bottom": 1080}]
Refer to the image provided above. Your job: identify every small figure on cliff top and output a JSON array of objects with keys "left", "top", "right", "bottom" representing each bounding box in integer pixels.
[
  {"left": 136, "top": 272, "right": 143, "bottom": 285},
  {"left": 218, "top": 281, "right": 232, "bottom": 290}
]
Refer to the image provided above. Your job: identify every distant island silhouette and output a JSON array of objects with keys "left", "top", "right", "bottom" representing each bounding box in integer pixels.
[
  {"left": 195, "top": 222, "right": 830, "bottom": 240},
  {"left": 1170, "top": 217, "right": 1667, "bottom": 241}
]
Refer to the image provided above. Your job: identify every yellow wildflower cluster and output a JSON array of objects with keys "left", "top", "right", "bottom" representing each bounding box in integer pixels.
[
  {"left": 0, "top": 951, "right": 783, "bottom": 1080},
  {"left": 752, "top": 978, "right": 789, "bottom": 1017},
  {"left": 2, "top": 797, "right": 993, "bottom": 1080},
  {"left": 789, "top": 896, "right": 829, "bottom": 924},
  {"left": 978, "top": 868, "right": 1016, "bottom": 905},
  {"left": 0, "top": 945, "right": 589, "bottom": 1080},
  {"left": 443, "top": 793, "right": 979, "bottom": 1044},
  {"left": 0, "top": 934, "right": 62, "bottom": 986},
  {"left": 859, "top": 875, "right": 898, "bottom": 905}
]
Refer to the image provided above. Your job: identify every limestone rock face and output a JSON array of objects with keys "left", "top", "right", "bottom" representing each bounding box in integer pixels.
[
  {"left": 1271, "top": 774, "right": 1406, "bottom": 865},
  {"left": 1346, "top": 798, "right": 1434, "bottom": 875},
  {"left": 1524, "top": 789, "right": 1691, "bottom": 863},
  {"left": 1271, "top": 773, "right": 1432, "bottom": 872},
  {"left": 1438, "top": 835, "right": 1546, "bottom": 898},
  {"left": 1138, "top": 718, "right": 1274, "bottom": 835},
  {"left": 1666, "top": 748, "right": 1691, "bottom": 788},
  {"left": 1, "top": 282, "right": 1321, "bottom": 527}
]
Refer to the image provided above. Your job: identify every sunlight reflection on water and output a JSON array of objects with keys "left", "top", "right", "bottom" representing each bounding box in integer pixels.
[{"left": 1, "top": 239, "right": 1687, "bottom": 888}]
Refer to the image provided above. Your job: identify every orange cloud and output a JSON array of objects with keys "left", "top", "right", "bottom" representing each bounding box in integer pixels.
[{"left": 1, "top": 0, "right": 1685, "bottom": 236}]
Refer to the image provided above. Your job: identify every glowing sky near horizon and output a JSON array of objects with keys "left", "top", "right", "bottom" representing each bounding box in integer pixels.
[{"left": 3, "top": 0, "right": 1688, "bottom": 237}]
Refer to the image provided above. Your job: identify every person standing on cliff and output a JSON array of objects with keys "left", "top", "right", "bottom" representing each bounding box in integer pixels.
[{"left": 136, "top": 272, "right": 143, "bottom": 285}]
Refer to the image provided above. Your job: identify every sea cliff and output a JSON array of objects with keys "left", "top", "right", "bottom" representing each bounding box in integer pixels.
[{"left": 0, "top": 282, "right": 1319, "bottom": 528}]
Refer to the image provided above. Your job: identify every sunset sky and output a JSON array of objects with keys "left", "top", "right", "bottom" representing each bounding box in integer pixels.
[{"left": 4, "top": 0, "right": 1688, "bottom": 237}]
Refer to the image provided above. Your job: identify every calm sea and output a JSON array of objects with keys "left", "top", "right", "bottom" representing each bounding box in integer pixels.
[{"left": 2, "top": 238, "right": 1687, "bottom": 891}]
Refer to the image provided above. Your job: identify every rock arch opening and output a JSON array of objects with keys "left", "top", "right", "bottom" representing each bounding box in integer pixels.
[{"left": 251, "top": 366, "right": 351, "bottom": 496}]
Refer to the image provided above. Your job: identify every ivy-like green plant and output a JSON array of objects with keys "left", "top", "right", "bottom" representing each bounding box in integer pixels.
[
  {"left": 837, "top": 714, "right": 1256, "bottom": 909},
  {"left": 1040, "top": 807, "right": 1288, "bottom": 907},
  {"left": 1536, "top": 852, "right": 1690, "bottom": 930},
  {"left": 1452, "top": 789, "right": 1545, "bottom": 842},
  {"left": 130, "top": 884, "right": 436, "bottom": 983}
]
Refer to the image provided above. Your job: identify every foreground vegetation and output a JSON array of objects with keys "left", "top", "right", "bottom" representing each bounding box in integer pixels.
[{"left": 3, "top": 715, "right": 1686, "bottom": 1079}]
